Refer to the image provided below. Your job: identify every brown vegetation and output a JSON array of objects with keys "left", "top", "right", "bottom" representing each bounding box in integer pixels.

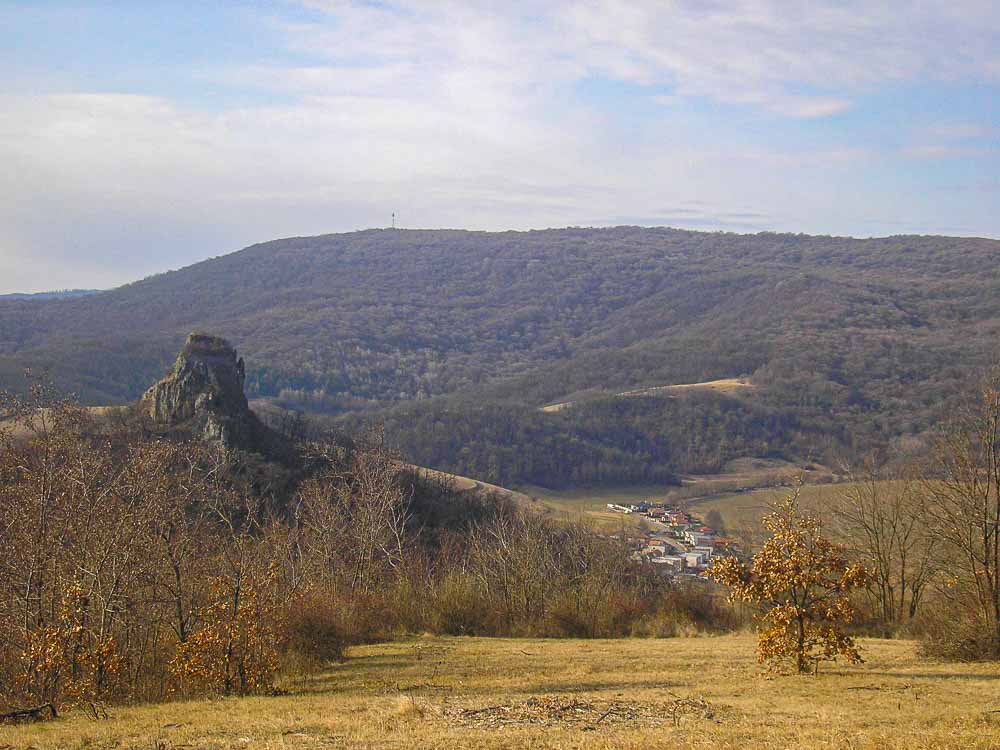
[
  {"left": 702, "top": 370, "right": 1000, "bottom": 663},
  {"left": 710, "top": 491, "right": 868, "bottom": 673},
  {"left": 0, "top": 382, "right": 736, "bottom": 716},
  {"left": 4, "top": 635, "right": 999, "bottom": 750},
  {"left": 831, "top": 459, "right": 937, "bottom": 628},
  {"left": 919, "top": 373, "right": 1000, "bottom": 659}
]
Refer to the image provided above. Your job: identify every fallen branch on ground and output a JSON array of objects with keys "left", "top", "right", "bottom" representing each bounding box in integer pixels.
[
  {"left": 665, "top": 692, "right": 714, "bottom": 726},
  {"left": 0, "top": 703, "right": 57, "bottom": 725}
]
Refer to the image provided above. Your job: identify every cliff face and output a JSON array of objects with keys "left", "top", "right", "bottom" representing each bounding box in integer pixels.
[{"left": 140, "top": 333, "right": 260, "bottom": 449}]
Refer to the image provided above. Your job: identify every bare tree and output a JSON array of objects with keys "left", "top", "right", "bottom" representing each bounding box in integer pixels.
[
  {"left": 299, "top": 439, "right": 411, "bottom": 597},
  {"left": 468, "top": 511, "right": 558, "bottom": 629},
  {"left": 923, "top": 373, "right": 1000, "bottom": 656},
  {"left": 832, "top": 452, "right": 937, "bottom": 626}
]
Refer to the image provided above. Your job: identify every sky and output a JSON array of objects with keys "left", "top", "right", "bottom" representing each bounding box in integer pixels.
[{"left": 2, "top": 1, "right": 999, "bottom": 293}]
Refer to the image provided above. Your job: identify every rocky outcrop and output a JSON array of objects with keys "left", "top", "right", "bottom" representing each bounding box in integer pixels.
[{"left": 140, "top": 333, "right": 261, "bottom": 450}]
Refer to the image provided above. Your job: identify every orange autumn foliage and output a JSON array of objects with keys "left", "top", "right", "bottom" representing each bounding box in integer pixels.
[{"left": 709, "top": 489, "right": 869, "bottom": 673}]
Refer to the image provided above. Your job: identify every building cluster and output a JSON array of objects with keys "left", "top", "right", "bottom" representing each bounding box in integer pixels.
[{"left": 609, "top": 501, "right": 739, "bottom": 577}]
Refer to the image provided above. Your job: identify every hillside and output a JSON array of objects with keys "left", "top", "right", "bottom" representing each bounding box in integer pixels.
[{"left": 1, "top": 227, "right": 998, "bottom": 486}]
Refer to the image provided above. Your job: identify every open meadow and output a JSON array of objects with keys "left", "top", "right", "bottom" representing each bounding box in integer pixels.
[
  {"left": 687, "top": 481, "right": 901, "bottom": 540},
  {"left": 522, "top": 456, "right": 839, "bottom": 532},
  {"left": 539, "top": 377, "right": 755, "bottom": 413},
  {"left": 523, "top": 484, "right": 666, "bottom": 530},
  {"left": 3, "top": 634, "right": 998, "bottom": 750}
]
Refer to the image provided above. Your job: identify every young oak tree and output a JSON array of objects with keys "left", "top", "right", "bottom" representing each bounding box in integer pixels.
[{"left": 709, "top": 489, "right": 869, "bottom": 673}]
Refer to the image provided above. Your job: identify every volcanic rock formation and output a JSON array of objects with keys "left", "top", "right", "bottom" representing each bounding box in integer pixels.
[{"left": 140, "top": 333, "right": 262, "bottom": 450}]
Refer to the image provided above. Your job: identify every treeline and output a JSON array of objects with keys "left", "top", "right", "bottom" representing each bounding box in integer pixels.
[
  {"left": 348, "top": 391, "right": 809, "bottom": 488},
  {"left": 0, "top": 390, "right": 735, "bottom": 712}
]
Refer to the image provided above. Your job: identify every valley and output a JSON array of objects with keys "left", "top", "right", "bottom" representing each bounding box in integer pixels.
[
  {"left": 1, "top": 233, "right": 997, "bottom": 738},
  {"left": 517, "top": 456, "right": 837, "bottom": 530},
  {"left": 4, "top": 5, "right": 999, "bottom": 748}
]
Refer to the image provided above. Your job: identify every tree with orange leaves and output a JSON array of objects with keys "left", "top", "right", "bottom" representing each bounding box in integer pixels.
[{"left": 709, "top": 489, "right": 869, "bottom": 673}]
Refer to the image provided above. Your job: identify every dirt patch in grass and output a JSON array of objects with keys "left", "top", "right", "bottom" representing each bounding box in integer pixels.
[{"left": 444, "top": 694, "right": 721, "bottom": 730}]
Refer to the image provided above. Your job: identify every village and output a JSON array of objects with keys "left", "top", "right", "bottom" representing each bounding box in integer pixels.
[{"left": 608, "top": 501, "right": 740, "bottom": 578}]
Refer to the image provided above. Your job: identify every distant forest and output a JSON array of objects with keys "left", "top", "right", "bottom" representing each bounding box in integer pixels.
[
  {"left": 337, "top": 392, "right": 810, "bottom": 488},
  {"left": 1, "top": 227, "right": 997, "bottom": 486},
  {"left": 0, "top": 289, "right": 102, "bottom": 301}
]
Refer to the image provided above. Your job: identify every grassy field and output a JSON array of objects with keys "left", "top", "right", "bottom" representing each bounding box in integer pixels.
[
  {"left": 688, "top": 482, "right": 876, "bottom": 540},
  {"left": 520, "top": 457, "right": 839, "bottom": 533},
  {"left": 0, "top": 406, "right": 120, "bottom": 441},
  {"left": 403, "top": 464, "right": 533, "bottom": 503},
  {"left": 521, "top": 484, "right": 666, "bottom": 531},
  {"left": 687, "top": 485, "right": 803, "bottom": 536},
  {"left": 4, "top": 634, "right": 999, "bottom": 749},
  {"left": 616, "top": 377, "right": 754, "bottom": 398},
  {"left": 540, "top": 377, "right": 753, "bottom": 412}
]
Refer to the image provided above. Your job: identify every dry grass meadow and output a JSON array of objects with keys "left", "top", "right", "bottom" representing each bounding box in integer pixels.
[
  {"left": 522, "top": 457, "right": 839, "bottom": 532},
  {"left": 3, "top": 634, "right": 998, "bottom": 750},
  {"left": 687, "top": 482, "right": 891, "bottom": 540},
  {"left": 0, "top": 406, "right": 119, "bottom": 441},
  {"left": 540, "top": 377, "right": 754, "bottom": 413},
  {"left": 524, "top": 484, "right": 665, "bottom": 531}
]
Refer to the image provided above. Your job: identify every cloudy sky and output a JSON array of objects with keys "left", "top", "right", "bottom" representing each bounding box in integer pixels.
[{"left": 2, "top": 1, "right": 999, "bottom": 293}]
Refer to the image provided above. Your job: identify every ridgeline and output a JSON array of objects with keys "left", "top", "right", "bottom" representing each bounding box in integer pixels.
[{"left": 1, "top": 227, "right": 997, "bottom": 486}]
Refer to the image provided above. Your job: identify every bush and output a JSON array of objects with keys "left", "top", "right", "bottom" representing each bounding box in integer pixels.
[
  {"left": 280, "top": 592, "right": 354, "bottom": 672},
  {"left": 915, "top": 598, "right": 1000, "bottom": 662},
  {"left": 429, "top": 574, "right": 491, "bottom": 636},
  {"left": 631, "top": 584, "right": 744, "bottom": 638}
]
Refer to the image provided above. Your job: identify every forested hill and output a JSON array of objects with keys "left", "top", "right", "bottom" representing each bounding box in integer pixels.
[
  {"left": 0, "top": 289, "right": 101, "bottom": 301},
  {"left": 1, "top": 227, "right": 998, "bottom": 486}
]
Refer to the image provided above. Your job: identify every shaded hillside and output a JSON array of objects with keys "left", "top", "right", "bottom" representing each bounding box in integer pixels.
[
  {"left": 1, "top": 227, "right": 998, "bottom": 484},
  {"left": 351, "top": 391, "right": 809, "bottom": 489}
]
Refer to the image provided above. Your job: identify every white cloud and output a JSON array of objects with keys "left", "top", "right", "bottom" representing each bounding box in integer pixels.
[
  {"left": 285, "top": 0, "right": 1000, "bottom": 117},
  {"left": 904, "top": 144, "right": 990, "bottom": 160},
  {"left": 902, "top": 120, "right": 999, "bottom": 160},
  {"left": 2, "top": 1, "right": 999, "bottom": 292}
]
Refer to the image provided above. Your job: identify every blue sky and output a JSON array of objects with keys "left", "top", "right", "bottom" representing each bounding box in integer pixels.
[{"left": 2, "top": 0, "right": 999, "bottom": 292}]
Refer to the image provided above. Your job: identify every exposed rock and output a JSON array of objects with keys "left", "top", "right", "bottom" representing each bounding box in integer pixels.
[{"left": 140, "top": 333, "right": 262, "bottom": 450}]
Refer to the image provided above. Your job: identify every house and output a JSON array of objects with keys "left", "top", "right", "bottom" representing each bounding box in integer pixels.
[
  {"left": 608, "top": 501, "right": 652, "bottom": 514},
  {"left": 645, "top": 541, "right": 668, "bottom": 556},
  {"left": 684, "top": 529, "right": 715, "bottom": 547},
  {"left": 682, "top": 552, "right": 707, "bottom": 569},
  {"left": 651, "top": 555, "right": 685, "bottom": 573}
]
